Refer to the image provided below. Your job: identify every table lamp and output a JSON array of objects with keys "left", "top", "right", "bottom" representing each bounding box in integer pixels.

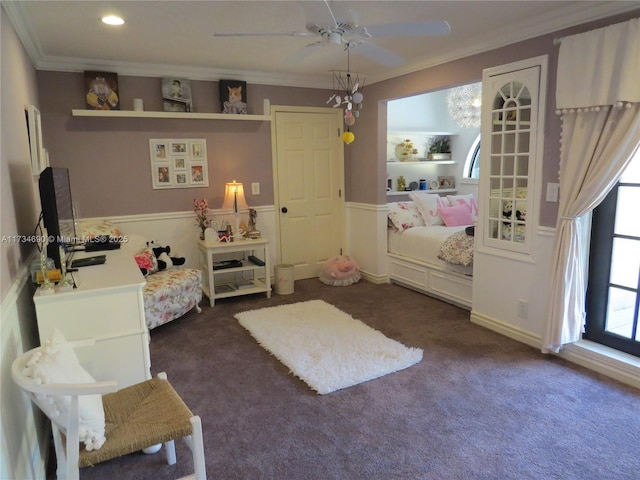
[{"left": 222, "top": 180, "right": 248, "bottom": 240}]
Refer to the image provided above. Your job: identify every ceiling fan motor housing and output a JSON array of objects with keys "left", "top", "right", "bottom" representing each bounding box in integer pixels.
[{"left": 307, "top": 22, "right": 356, "bottom": 44}]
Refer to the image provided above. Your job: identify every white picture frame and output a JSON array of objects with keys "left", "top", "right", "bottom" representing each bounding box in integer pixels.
[
  {"left": 149, "top": 138, "right": 208, "bottom": 189},
  {"left": 27, "top": 105, "right": 45, "bottom": 175}
]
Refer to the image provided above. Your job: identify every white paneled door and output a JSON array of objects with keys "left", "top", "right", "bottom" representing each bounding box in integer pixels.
[{"left": 272, "top": 107, "right": 344, "bottom": 279}]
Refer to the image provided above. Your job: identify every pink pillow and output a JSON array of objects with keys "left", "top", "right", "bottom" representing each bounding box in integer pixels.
[
  {"left": 447, "top": 194, "right": 478, "bottom": 220},
  {"left": 439, "top": 205, "right": 474, "bottom": 227}
]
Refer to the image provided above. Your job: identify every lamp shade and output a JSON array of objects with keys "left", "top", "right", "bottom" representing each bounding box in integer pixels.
[{"left": 222, "top": 180, "right": 249, "bottom": 212}]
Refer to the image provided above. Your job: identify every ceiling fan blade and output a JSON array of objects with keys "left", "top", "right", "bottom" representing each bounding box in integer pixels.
[
  {"left": 286, "top": 42, "right": 325, "bottom": 64},
  {"left": 212, "top": 31, "right": 314, "bottom": 38},
  {"left": 351, "top": 41, "right": 406, "bottom": 68},
  {"left": 363, "top": 21, "right": 451, "bottom": 37}
]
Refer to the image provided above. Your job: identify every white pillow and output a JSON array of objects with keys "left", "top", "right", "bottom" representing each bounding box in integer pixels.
[
  {"left": 409, "top": 192, "right": 447, "bottom": 226},
  {"left": 22, "top": 330, "right": 106, "bottom": 451},
  {"left": 79, "top": 219, "right": 123, "bottom": 241},
  {"left": 120, "top": 233, "right": 148, "bottom": 255},
  {"left": 387, "top": 201, "right": 425, "bottom": 232},
  {"left": 447, "top": 194, "right": 479, "bottom": 221}
]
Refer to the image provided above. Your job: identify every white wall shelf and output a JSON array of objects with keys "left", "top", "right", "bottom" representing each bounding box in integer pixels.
[
  {"left": 71, "top": 109, "right": 271, "bottom": 121},
  {"left": 387, "top": 160, "right": 456, "bottom": 165},
  {"left": 388, "top": 131, "right": 455, "bottom": 137}
]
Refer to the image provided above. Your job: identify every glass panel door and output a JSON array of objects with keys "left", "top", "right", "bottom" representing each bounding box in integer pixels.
[{"left": 586, "top": 149, "right": 640, "bottom": 356}]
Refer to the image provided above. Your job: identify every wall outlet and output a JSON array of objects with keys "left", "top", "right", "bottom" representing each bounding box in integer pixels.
[
  {"left": 517, "top": 299, "right": 529, "bottom": 319},
  {"left": 251, "top": 182, "right": 260, "bottom": 195}
]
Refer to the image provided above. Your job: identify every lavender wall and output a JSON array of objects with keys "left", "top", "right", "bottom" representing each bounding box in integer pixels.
[
  {"left": 1, "top": 11, "right": 41, "bottom": 298},
  {"left": 37, "top": 72, "right": 330, "bottom": 217},
  {"left": 346, "top": 10, "right": 639, "bottom": 227},
  {"left": 36, "top": 10, "right": 639, "bottom": 225}
]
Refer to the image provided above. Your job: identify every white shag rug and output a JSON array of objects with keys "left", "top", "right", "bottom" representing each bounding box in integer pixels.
[{"left": 235, "top": 300, "right": 423, "bottom": 394}]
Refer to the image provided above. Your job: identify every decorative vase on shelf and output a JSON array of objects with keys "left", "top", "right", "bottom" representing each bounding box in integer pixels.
[{"left": 395, "top": 139, "right": 419, "bottom": 162}]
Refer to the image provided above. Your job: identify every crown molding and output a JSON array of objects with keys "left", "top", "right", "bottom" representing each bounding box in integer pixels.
[
  {"left": 5, "top": 1, "right": 639, "bottom": 88},
  {"left": 366, "top": 2, "right": 640, "bottom": 84},
  {"left": 35, "top": 55, "right": 333, "bottom": 89}
]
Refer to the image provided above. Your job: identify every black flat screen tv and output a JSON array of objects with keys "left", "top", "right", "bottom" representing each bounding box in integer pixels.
[{"left": 39, "top": 167, "right": 77, "bottom": 269}]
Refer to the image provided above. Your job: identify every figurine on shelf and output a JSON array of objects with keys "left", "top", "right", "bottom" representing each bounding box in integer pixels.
[
  {"left": 247, "top": 208, "right": 261, "bottom": 239},
  {"left": 397, "top": 175, "right": 406, "bottom": 192}
]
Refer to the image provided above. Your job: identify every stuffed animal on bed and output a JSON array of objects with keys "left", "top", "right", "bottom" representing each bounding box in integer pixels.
[{"left": 319, "top": 255, "right": 361, "bottom": 286}]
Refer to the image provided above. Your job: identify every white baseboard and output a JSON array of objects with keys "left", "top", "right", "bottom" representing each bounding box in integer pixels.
[
  {"left": 360, "top": 270, "right": 389, "bottom": 285},
  {"left": 470, "top": 310, "right": 541, "bottom": 349},
  {"left": 471, "top": 311, "right": 640, "bottom": 390},
  {"left": 559, "top": 341, "right": 640, "bottom": 389}
]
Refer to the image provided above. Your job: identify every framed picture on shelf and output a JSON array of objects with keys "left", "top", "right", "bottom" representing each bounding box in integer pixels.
[
  {"left": 84, "top": 71, "right": 120, "bottom": 110},
  {"left": 149, "top": 138, "right": 208, "bottom": 189},
  {"left": 219, "top": 79, "right": 248, "bottom": 114},
  {"left": 438, "top": 176, "right": 455, "bottom": 189},
  {"left": 161, "top": 77, "right": 193, "bottom": 112}
]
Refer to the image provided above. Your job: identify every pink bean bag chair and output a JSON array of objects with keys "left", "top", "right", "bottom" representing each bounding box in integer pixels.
[{"left": 319, "top": 255, "right": 361, "bottom": 286}]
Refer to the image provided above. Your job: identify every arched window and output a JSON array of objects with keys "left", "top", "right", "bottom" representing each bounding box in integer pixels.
[{"left": 464, "top": 133, "right": 481, "bottom": 179}]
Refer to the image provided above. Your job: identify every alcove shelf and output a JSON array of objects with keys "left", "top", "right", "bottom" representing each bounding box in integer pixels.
[
  {"left": 71, "top": 109, "right": 271, "bottom": 122},
  {"left": 387, "top": 160, "right": 456, "bottom": 165}
]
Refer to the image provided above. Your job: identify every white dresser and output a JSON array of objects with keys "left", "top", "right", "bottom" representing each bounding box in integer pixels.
[{"left": 33, "top": 249, "right": 151, "bottom": 388}]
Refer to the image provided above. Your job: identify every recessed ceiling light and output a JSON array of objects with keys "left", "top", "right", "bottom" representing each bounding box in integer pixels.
[{"left": 102, "top": 15, "right": 125, "bottom": 26}]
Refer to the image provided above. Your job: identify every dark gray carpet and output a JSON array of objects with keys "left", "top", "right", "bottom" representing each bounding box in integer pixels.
[{"left": 72, "top": 279, "right": 639, "bottom": 479}]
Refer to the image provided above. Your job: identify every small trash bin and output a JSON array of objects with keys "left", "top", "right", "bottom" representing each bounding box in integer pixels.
[{"left": 274, "top": 264, "right": 295, "bottom": 295}]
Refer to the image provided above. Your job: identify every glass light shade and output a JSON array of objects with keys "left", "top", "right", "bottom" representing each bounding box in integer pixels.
[{"left": 222, "top": 180, "right": 249, "bottom": 213}]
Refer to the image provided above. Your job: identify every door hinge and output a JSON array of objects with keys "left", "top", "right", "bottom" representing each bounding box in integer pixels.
[
  {"left": 340, "top": 248, "right": 343, "bottom": 255},
  {"left": 339, "top": 189, "right": 342, "bottom": 198}
]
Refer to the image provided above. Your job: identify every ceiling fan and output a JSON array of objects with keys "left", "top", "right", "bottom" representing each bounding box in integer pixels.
[{"left": 212, "top": 0, "right": 451, "bottom": 67}]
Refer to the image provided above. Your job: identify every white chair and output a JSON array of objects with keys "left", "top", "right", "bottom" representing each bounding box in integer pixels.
[{"left": 12, "top": 344, "right": 206, "bottom": 480}]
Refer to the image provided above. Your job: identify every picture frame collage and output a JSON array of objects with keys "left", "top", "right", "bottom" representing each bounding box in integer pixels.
[{"left": 149, "top": 139, "right": 208, "bottom": 189}]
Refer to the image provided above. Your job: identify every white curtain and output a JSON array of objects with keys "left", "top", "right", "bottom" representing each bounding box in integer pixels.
[{"left": 542, "top": 18, "right": 640, "bottom": 353}]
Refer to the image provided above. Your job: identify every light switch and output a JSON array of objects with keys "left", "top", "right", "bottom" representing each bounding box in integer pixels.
[
  {"left": 251, "top": 182, "right": 260, "bottom": 195},
  {"left": 546, "top": 183, "right": 560, "bottom": 203}
]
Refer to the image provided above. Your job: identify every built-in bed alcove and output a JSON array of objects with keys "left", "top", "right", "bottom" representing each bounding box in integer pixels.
[{"left": 384, "top": 83, "right": 481, "bottom": 309}]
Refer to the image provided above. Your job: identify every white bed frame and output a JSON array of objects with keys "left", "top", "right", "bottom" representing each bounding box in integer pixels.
[{"left": 387, "top": 252, "right": 473, "bottom": 310}]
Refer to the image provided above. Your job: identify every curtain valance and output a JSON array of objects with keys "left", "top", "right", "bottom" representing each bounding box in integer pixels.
[{"left": 556, "top": 18, "right": 640, "bottom": 109}]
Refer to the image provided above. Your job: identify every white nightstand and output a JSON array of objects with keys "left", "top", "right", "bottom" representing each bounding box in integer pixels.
[{"left": 197, "top": 238, "right": 271, "bottom": 306}]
